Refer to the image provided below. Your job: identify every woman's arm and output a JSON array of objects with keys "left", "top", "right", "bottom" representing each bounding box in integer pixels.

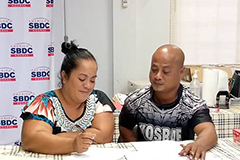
[
  {"left": 85, "top": 112, "right": 114, "bottom": 143},
  {"left": 21, "top": 119, "right": 95, "bottom": 154},
  {"left": 56, "top": 112, "right": 114, "bottom": 143}
]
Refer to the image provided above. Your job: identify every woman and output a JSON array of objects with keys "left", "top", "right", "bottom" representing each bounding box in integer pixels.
[{"left": 20, "top": 41, "right": 115, "bottom": 154}]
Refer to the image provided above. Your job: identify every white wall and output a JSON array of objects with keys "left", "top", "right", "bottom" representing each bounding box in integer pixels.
[
  {"left": 52, "top": 0, "right": 65, "bottom": 90},
  {"left": 64, "top": 0, "right": 114, "bottom": 96},
  {"left": 54, "top": 0, "right": 170, "bottom": 96},
  {"left": 113, "top": 0, "right": 170, "bottom": 94}
]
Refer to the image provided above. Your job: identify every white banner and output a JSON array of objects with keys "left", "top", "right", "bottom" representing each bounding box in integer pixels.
[{"left": 0, "top": 0, "right": 55, "bottom": 145}]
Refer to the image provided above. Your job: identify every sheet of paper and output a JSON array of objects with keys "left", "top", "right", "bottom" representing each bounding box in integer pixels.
[
  {"left": 125, "top": 139, "right": 240, "bottom": 160},
  {"left": 65, "top": 147, "right": 132, "bottom": 160},
  {"left": 124, "top": 140, "right": 190, "bottom": 160},
  {"left": 205, "top": 139, "right": 240, "bottom": 160}
]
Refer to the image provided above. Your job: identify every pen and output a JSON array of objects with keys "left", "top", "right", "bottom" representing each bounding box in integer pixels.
[
  {"left": 75, "top": 124, "right": 96, "bottom": 144},
  {"left": 75, "top": 124, "right": 85, "bottom": 132}
]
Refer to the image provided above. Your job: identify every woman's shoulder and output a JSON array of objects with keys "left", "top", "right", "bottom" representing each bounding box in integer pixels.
[
  {"left": 44, "top": 90, "right": 57, "bottom": 97},
  {"left": 25, "top": 90, "right": 56, "bottom": 108},
  {"left": 33, "top": 90, "right": 56, "bottom": 98},
  {"left": 92, "top": 89, "right": 111, "bottom": 101},
  {"left": 21, "top": 90, "right": 56, "bottom": 126},
  {"left": 93, "top": 89, "right": 107, "bottom": 96},
  {"left": 92, "top": 89, "right": 115, "bottom": 111}
]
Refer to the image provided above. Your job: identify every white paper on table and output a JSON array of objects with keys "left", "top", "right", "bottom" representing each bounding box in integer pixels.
[
  {"left": 65, "top": 147, "right": 133, "bottom": 160},
  {"left": 124, "top": 140, "right": 190, "bottom": 160},
  {"left": 125, "top": 139, "right": 240, "bottom": 160}
]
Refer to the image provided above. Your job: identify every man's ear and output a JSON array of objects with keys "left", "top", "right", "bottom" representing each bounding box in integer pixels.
[{"left": 180, "top": 66, "right": 185, "bottom": 78}]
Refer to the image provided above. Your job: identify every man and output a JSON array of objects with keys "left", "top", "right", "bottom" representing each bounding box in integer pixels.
[{"left": 119, "top": 44, "right": 217, "bottom": 160}]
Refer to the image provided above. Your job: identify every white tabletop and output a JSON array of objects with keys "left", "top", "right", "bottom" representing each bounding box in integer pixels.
[{"left": 0, "top": 138, "right": 239, "bottom": 160}]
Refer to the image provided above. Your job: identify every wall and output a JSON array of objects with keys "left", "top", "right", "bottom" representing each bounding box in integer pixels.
[
  {"left": 52, "top": 0, "right": 65, "bottom": 90},
  {"left": 64, "top": 0, "right": 114, "bottom": 97},
  {"left": 55, "top": 0, "right": 170, "bottom": 96},
  {"left": 113, "top": 0, "right": 170, "bottom": 94}
]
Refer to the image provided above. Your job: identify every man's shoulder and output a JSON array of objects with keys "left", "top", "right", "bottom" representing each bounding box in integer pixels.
[
  {"left": 125, "top": 85, "right": 151, "bottom": 104},
  {"left": 180, "top": 85, "right": 207, "bottom": 109}
]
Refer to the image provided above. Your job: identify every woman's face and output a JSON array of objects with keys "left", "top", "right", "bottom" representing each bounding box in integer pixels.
[{"left": 62, "top": 59, "right": 97, "bottom": 103}]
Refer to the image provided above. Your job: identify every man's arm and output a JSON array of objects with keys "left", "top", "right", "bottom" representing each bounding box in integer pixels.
[
  {"left": 194, "top": 122, "right": 218, "bottom": 150},
  {"left": 179, "top": 122, "right": 217, "bottom": 160},
  {"left": 119, "top": 126, "right": 137, "bottom": 142}
]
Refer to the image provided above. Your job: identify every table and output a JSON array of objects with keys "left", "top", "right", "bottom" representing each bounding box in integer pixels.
[
  {"left": 0, "top": 138, "right": 239, "bottom": 160},
  {"left": 210, "top": 107, "right": 240, "bottom": 138},
  {"left": 113, "top": 112, "right": 121, "bottom": 142},
  {"left": 113, "top": 107, "right": 240, "bottom": 142}
]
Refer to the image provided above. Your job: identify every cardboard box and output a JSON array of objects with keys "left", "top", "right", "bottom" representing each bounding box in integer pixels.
[
  {"left": 233, "top": 128, "right": 240, "bottom": 143},
  {"left": 181, "top": 65, "right": 232, "bottom": 83}
]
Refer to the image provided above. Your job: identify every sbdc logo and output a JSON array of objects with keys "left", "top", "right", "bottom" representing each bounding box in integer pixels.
[
  {"left": 10, "top": 42, "right": 33, "bottom": 57},
  {"left": 0, "top": 18, "right": 13, "bottom": 32},
  {"left": 0, "top": 115, "right": 18, "bottom": 129},
  {"left": 31, "top": 66, "right": 50, "bottom": 81},
  {"left": 8, "top": 0, "right": 31, "bottom": 7},
  {"left": 13, "top": 91, "right": 35, "bottom": 105},
  {"left": 29, "top": 18, "right": 50, "bottom": 32},
  {"left": 0, "top": 67, "right": 16, "bottom": 82},
  {"left": 48, "top": 42, "right": 54, "bottom": 56},
  {"left": 46, "top": 0, "right": 54, "bottom": 7}
]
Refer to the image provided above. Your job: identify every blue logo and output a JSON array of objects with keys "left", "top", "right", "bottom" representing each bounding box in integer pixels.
[
  {"left": 31, "top": 66, "right": 50, "bottom": 81},
  {"left": 8, "top": 0, "right": 31, "bottom": 7},
  {"left": 48, "top": 42, "right": 54, "bottom": 56},
  {"left": 0, "top": 115, "right": 18, "bottom": 129},
  {"left": 10, "top": 42, "right": 33, "bottom": 57},
  {"left": 13, "top": 91, "right": 35, "bottom": 105},
  {"left": 14, "top": 139, "right": 22, "bottom": 146},
  {"left": 0, "top": 67, "right": 16, "bottom": 82},
  {"left": 29, "top": 18, "right": 50, "bottom": 32},
  {"left": 0, "top": 18, "right": 13, "bottom": 32},
  {"left": 46, "top": 0, "right": 54, "bottom": 7}
]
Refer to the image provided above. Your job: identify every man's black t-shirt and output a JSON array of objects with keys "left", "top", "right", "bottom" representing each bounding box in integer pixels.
[{"left": 119, "top": 84, "right": 213, "bottom": 141}]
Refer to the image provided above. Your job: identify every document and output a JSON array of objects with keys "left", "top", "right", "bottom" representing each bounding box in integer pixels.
[
  {"left": 124, "top": 140, "right": 189, "bottom": 160},
  {"left": 65, "top": 147, "right": 132, "bottom": 160}
]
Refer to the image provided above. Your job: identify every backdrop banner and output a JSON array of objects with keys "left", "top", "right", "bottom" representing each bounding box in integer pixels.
[{"left": 0, "top": 0, "right": 55, "bottom": 145}]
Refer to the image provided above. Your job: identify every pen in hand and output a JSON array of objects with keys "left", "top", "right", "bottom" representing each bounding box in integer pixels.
[{"left": 75, "top": 124, "right": 96, "bottom": 144}]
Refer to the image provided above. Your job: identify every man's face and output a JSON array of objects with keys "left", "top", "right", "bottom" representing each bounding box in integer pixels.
[{"left": 149, "top": 51, "right": 183, "bottom": 93}]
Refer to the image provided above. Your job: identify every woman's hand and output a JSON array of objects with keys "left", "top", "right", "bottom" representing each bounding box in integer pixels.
[{"left": 72, "top": 132, "right": 96, "bottom": 153}]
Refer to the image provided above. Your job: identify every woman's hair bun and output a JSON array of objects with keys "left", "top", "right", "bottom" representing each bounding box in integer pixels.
[
  {"left": 61, "top": 42, "right": 71, "bottom": 55},
  {"left": 61, "top": 41, "right": 79, "bottom": 55}
]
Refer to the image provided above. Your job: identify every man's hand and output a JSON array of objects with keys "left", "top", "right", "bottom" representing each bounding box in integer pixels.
[
  {"left": 179, "top": 122, "right": 217, "bottom": 160},
  {"left": 178, "top": 141, "right": 207, "bottom": 160}
]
